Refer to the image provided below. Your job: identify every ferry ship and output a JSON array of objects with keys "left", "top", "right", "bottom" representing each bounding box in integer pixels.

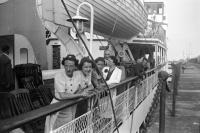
[{"left": 0, "top": 0, "right": 167, "bottom": 133}]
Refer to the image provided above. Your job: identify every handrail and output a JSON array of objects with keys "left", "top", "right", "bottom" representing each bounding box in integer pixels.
[
  {"left": 0, "top": 99, "right": 83, "bottom": 132},
  {"left": 0, "top": 66, "right": 162, "bottom": 133},
  {"left": 0, "top": 76, "right": 136, "bottom": 133}
]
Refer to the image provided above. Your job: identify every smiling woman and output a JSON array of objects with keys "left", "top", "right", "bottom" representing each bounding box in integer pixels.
[
  {"left": 103, "top": 56, "right": 122, "bottom": 85},
  {"left": 78, "top": 57, "right": 94, "bottom": 89}
]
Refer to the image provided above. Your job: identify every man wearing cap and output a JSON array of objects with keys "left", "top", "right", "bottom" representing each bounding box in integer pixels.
[
  {"left": 45, "top": 54, "right": 88, "bottom": 132},
  {"left": 0, "top": 45, "right": 14, "bottom": 92},
  {"left": 104, "top": 49, "right": 112, "bottom": 60}
]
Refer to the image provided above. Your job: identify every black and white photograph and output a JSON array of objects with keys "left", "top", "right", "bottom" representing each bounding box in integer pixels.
[{"left": 0, "top": 0, "right": 200, "bottom": 133}]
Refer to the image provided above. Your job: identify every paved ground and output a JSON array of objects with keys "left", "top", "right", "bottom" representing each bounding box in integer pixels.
[{"left": 147, "top": 63, "right": 200, "bottom": 133}]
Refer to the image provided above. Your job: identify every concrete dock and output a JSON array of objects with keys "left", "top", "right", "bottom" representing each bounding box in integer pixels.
[{"left": 147, "top": 63, "right": 200, "bottom": 133}]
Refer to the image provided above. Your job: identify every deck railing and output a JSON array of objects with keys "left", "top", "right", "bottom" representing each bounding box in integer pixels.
[{"left": 0, "top": 66, "right": 163, "bottom": 133}]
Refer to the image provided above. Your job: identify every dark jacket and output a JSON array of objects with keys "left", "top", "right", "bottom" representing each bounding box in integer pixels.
[
  {"left": 134, "top": 63, "right": 145, "bottom": 78},
  {"left": 0, "top": 54, "right": 14, "bottom": 92}
]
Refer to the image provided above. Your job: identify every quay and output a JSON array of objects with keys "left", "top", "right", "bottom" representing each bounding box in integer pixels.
[{"left": 147, "top": 63, "right": 200, "bottom": 133}]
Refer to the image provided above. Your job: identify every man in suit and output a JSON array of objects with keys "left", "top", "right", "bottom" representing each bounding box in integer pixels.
[{"left": 0, "top": 45, "right": 14, "bottom": 92}]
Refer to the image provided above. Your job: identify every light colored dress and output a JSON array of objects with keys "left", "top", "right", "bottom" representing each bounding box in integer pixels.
[
  {"left": 74, "top": 71, "right": 93, "bottom": 117},
  {"left": 45, "top": 70, "right": 83, "bottom": 133},
  {"left": 79, "top": 71, "right": 92, "bottom": 88}
]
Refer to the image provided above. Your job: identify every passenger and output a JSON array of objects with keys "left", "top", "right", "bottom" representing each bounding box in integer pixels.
[
  {"left": 104, "top": 49, "right": 112, "bottom": 60},
  {"left": 148, "top": 53, "right": 155, "bottom": 69},
  {"left": 92, "top": 57, "right": 105, "bottom": 88},
  {"left": 74, "top": 57, "right": 96, "bottom": 133},
  {"left": 91, "top": 57, "right": 105, "bottom": 119},
  {"left": 0, "top": 45, "right": 14, "bottom": 92},
  {"left": 102, "top": 56, "right": 122, "bottom": 85},
  {"left": 104, "top": 49, "right": 126, "bottom": 81},
  {"left": 135, "top": 57, "right": 150, "bottom": 80},
  {"left": 45, "top": 55, "right": 88, "bottom": 132},
  {"left": 78, "top": 57, "right": 94, "bottom": 91},
  {"left": 75, "top": 57, "right": 94, "bottom": 118},
  {"left": 134, "top": 58, "right": 145, "bottom": 78},
  {"left": 142, "top": 57, "right": 150, "bottom": 71}
]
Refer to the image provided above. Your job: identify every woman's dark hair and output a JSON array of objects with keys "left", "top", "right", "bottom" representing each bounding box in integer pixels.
[
  {"left": 61, "top": 54, "right": 79, "bottom": 67},
  {"left": 95, "top": 57, "right": 105, "bottom": 64},
  {"left": 79, "top": 57, "right": 94, "bottom": 70},
  {"left": 109, "top": 56, "right": 118, "bottom": 65}
]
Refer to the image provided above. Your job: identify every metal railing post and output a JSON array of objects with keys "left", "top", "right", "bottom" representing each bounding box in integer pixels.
[
  {"left": 158, "top": 71, "right": 169, "bottom": 133},
  {"left": 171, "top": 64, "right": 176, "bottom": 116},
  {"left": 171, "top": 77, "right": 176, "bottom": 116},
  {"left": 171, "top": 63, "right": 181, "bottom": 116},
  {"left": 159, "top": 79, "right": 166, "bottom": 133}
]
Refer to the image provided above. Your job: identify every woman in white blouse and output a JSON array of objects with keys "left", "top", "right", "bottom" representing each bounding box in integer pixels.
[{"left": 102, "top": 56, "right": 122, "bottom": 85}]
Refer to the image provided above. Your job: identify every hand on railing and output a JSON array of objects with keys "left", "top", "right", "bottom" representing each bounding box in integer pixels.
[
  {"left": 84, "top": 89, "right": 98, "bottom": 97},
  {"left": 79, "top": 92, "right": 90, "bottom": 98}
]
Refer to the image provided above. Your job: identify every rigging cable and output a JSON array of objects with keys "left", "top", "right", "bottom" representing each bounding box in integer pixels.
[{"left": 60, "top": 0, "right": 120, "bottom": 133}]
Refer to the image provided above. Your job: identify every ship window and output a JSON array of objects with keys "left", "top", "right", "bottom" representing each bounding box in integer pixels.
[
  {"left": 146, "top": 5, "right": 152, "bottom": 14},
  {"left": 46, "top": 29, "right": 51, "bottom": 39},
  {"left": 52, "top": 45, "right": 61, "bottom": 69},
  {"left": 20, "top": 48, "right": 28, "bottom": 64},
  {"left": 145, "top": 3, "right": 164, "bottom": 14},
  {"left": 157, "top": 4, "right": 163, "bottom": 14}
]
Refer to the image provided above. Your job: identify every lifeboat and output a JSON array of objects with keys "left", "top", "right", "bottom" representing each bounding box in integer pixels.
[{"left": 37, "top": 0, "right": 148, "bottom": 40}]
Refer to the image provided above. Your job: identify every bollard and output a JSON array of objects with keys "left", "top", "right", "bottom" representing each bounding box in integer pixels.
[
  {"left": 159, "top": 81, "right": 166, "bottom": 133},
  {"left": 158, "top": 71, "right": 169, "bottom": 133}
]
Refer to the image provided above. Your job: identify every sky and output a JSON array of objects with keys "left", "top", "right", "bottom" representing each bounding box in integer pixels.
[{"left": 165, "top": 0, "right": 200, "bottom": 60}]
